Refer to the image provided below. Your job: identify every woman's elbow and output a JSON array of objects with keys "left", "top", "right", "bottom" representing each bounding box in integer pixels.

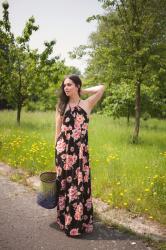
[
  {"left": 100, "top": 84, "right": 106, "bottom": 94},
  {"left": 100, "top": 84, "right": 105, "bottom": 91}
]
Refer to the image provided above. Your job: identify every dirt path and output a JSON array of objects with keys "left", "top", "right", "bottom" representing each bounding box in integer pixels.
[{"left": 0, "top": 175, "right": 154, "bottom": 250}]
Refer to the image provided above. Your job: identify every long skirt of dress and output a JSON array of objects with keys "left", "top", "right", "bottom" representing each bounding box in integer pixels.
[{"left": 55, "top": 105, "right": 93, "bottom": 237}]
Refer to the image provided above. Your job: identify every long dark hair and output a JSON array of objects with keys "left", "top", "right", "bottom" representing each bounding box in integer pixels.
[{"left": 56, "top": 74, "right": 82, "bottom": 116}]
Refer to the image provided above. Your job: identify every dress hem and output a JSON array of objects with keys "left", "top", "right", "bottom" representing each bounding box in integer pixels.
[{"left": 55, "top": 219, "right": 94, "bottom": 237}]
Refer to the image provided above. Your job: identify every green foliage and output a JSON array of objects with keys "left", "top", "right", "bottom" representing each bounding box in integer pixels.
[
  {"left": 102, "top": 82, "right": 135, "bottom": 118},
  {"left": 16, "top": 16, "right": 39, "bottom": 45}
]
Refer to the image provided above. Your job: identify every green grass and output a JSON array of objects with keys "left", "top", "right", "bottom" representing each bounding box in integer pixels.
[{"left": 0, "top": 110, "right": 166, "bottom": 225}]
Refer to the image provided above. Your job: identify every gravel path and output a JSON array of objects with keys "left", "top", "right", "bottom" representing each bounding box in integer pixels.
[{"left": 0, "top": 175, "right": 154, "bottom": 250}]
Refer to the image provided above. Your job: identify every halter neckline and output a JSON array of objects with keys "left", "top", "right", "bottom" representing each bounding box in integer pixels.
[
  {"left": 63, "top": 99, "right": 89, "bottom": 120},
  {"left": 68, "top": 99, "right": 81, "bottom": 109}
]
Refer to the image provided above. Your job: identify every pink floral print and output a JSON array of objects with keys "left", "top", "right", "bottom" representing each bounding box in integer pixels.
[
  {"left": 68, "top": 186, "right": 78, "bottom": 202},
  {"left": 56, "top": 138, "right": 66, "bottom": 153}
]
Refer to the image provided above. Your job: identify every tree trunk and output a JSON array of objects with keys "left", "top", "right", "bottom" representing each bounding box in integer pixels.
[
  {"left": 17, "top": 58, "right": 22, "bottom": 125},
  {"left": 17, "top": 103, "right": 22, "bottom": 125},
  {"left": 127, "top": 104, "right": 130, "bottom": 125},
  {"left": 132, "top": 81, "right": 141, "bottom": 143}
]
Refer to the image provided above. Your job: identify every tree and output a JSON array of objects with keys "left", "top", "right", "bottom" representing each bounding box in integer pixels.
[
  {"left": 97, "top": 0, "right": 166, "bottom": 142},
  {"left": 0, "top": 1, "right": 13, "bottom": 107},
  {"left": 70, "top": 0, "right": 166, "bottom": 143},
  {"left": 0, "top": 1, "right": 67, "bottom": 123}
]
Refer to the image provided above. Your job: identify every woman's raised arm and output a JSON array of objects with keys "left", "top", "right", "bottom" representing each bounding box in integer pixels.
[{"left": 81, "top": 84, "right": 105, "bottom": 110}]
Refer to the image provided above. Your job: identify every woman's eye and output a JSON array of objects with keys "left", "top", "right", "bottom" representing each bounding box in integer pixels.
[{"left": 64, "top": 83, "right": 71, "bottom": 87}]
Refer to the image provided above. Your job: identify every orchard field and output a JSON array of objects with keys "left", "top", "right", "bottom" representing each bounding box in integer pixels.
[{"left": 0, "top": 110, "right": 165, "bottom": 224}]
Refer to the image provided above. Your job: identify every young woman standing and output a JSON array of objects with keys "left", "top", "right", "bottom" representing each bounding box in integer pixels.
[{"left": 55, "top": 75, "right": 105, "bottom": 237}]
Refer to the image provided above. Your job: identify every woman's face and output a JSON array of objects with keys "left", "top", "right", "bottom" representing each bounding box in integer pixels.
[{"left": 63, "top": 78, "right": 79, "bottom": 97}]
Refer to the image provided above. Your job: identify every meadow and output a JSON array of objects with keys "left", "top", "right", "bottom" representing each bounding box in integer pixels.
[{"left": 0, "top": 110, "right": 165, "bottom": 224}]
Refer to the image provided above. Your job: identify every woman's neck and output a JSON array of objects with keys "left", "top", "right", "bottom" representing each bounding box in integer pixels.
[{"left": 69, "top": 95, "right": 80, "bottom": 104}]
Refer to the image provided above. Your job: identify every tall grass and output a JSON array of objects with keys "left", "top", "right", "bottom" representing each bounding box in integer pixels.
[{"left": 0, "top": 110, "right": 165, "bottom": 224}]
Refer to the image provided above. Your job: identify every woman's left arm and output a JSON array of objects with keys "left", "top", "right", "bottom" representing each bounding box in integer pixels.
[
  {"left": 55, "top": 106, "right": 63, "bottom": 144},
  {"left": 81, "top": 84, "right": 106, "bottom": 110}
]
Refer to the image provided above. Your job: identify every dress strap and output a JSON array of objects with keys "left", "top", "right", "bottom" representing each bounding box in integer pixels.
[{"left": 68, "top": 99, "right": 81, "bottom": 109}]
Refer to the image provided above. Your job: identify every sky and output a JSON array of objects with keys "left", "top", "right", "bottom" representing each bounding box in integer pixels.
[{"left": 0, "top": 0, "right": 104, "bottom": 74}]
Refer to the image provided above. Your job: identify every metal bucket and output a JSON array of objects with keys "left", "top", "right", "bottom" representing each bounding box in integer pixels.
[{"left": 37, "top": 171, "right": 58, "bottom": 209}]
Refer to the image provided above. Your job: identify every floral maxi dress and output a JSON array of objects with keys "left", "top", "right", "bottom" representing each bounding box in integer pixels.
[{"left": 55, "top": 100, "right": 93, "bottom": 237}]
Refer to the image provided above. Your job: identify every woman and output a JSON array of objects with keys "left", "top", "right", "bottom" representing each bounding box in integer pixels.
[{"left": 55, "top": 74, "right": 105, "bottom": 237}]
